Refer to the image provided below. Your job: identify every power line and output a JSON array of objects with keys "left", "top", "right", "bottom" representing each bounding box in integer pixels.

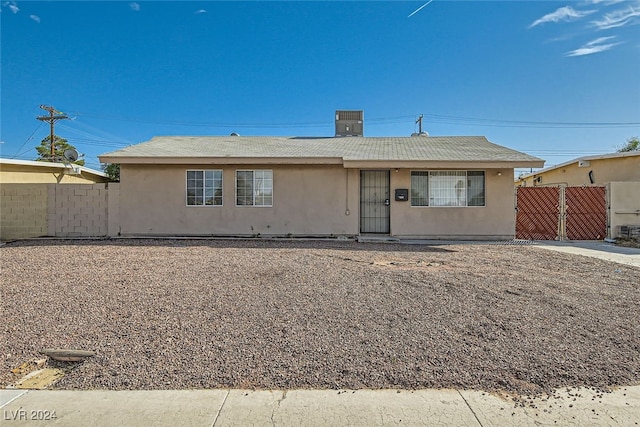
[
  {"left": 419, "top": 113, "right": 639, "bottom": 128},
  {"left": 72, "top": 113, "right": 332, "bottom": 129},
  {"left": 57, "top": 122, "right": 132, "bottom": 147},
  {"left": 71, "top": 111, "right": 639, "bottom": 129},
  {"left": 8, "top": 123, "right": 44, "bottom": 159}
]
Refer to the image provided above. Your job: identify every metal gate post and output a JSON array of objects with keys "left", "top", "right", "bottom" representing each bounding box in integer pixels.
[
  {"left": 606, "top": 183, "right": 611, "bottom": 240},
  {"left": 558, "top": 186, "right": 566, "bottom": 241}
]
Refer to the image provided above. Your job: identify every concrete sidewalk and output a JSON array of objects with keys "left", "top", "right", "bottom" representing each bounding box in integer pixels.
[
  {"left": 387, "top": 238, "right": 640, "bottom": 269},
  {"left": 2, "top": 386, "right": 639, "bottom": 426},
  {"left": 532, "top": 240, "right": 640, "bottom": 268}
]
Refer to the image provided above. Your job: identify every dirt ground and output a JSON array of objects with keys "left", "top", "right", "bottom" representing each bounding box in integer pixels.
[
  {"left": 1, "top": 239, "right": 638, "bottom": 396},
  {"left": 617, "top": 237, "right": 640, "bottom": 249}
]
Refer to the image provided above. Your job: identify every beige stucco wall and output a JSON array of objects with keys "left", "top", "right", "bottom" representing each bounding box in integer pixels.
[
  {"left": 609, "top": 181, "right": 640, "bottom": 238},
  {"left": 107, "top": 183, "right": 121, "bottom": 237},
  {"left": 0, "top": 184, "right": 49, "bottom": 240},
  {"left": 517, "top": 155, "right": 640, "bottom": 187},
  {"left": 390, "top": 169, "right": 515, "bottom": 239},
  {"left": 0, "top": 164, "right": 108, "bottom": 184},
  {"left": 119, "top": 165, "right": 515, "bottom": 239},
  {"left": 119, "top": 164, "right": 360, "bottom": 236}
]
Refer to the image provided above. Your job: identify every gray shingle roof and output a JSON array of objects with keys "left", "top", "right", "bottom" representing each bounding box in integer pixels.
[{"left": 99, "top": 136, "right": 543, "bottom": 165}]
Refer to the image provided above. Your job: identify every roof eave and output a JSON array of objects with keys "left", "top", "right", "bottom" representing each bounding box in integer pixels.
[
  {"left": 98, "top": 156, "right": 345, "bottom": 165},
  {"left": 342, "top": 160, "right": 545, "bottom": 169},
  {"left": 99, "top": 155, "right": 544, "bottom": 169},
  {"left": 0, "top": 158, "right": 107, "bottom": 178}
]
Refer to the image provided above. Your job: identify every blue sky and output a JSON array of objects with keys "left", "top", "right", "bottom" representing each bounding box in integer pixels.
[{"left": 2, "top": 1, "right": 639, "bottom": 176}]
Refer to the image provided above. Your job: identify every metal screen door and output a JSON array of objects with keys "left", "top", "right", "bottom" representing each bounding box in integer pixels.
[{"left": 360, "top": 170, "right": 390, "bottom": 234}]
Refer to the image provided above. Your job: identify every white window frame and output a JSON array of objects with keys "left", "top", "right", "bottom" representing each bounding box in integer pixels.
[
  {"left": 429, "top": 171, "right": 467, "bottom": 207},
  {"left": 186, "top": 170, "right": 223, "bottom": 207},
  {"left": 235, "top": 170, "right": 273, "bottom": 207},
  {"left": 410, "top": 170, "right": 485, "bottom": 207}
]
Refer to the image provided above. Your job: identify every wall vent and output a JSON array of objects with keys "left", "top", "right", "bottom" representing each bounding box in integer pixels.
[{"left": 335, "top": 110, "right": 364, "bottom": 137}]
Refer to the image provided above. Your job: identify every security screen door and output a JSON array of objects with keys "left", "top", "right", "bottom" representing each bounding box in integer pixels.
[{"left": 360, "top": 170, "right": 390, "bottom": 234}]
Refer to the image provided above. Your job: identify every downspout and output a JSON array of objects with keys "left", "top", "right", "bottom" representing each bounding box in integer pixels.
[{"left": 345, "top": 169, "right": 350, "bottom": 216}]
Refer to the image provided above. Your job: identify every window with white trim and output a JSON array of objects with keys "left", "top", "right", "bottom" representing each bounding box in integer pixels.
[
  {"left": 236, "top": 170, "right": 273, "bottom": 206},
  {"left": 410, "top": 171, "right": 429, "bottom": 206},
  {"left": 187, "top": 170, "right": 223, "bottom": 206},
  {"left": 467, "top": 171, "right": 485, "bottom": 206},
  {"left": 410, "top": 171, "right": 485, "bottom": 207}
]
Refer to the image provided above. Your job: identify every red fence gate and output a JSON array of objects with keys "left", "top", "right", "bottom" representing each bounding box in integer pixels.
[
  {"left": 515, "top": 187, "right": 560, "bottom": 240},
  {"left": 565, "top": 186, "right": 607, "bottom": 240},
  {"left": 516, "top": 186, "right": 607, "bottom": 240}
]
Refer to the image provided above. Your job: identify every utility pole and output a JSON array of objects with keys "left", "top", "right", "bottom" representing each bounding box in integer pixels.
[
  {"left": 36, "top": 105, "right": 68, "bottom": 160},
  {"left": 415, "top": 114, "right": 424, "bottom": 134}
]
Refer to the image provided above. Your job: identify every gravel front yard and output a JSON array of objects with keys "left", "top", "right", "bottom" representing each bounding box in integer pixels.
[{"left": 1, "top": 239, "right": 639, "bottom": 395}]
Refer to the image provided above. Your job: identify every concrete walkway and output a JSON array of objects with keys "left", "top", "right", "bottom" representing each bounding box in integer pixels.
[
  {"left": 2, "top": 386, "right": 639, "bottom": 426},
  {"left": 532, "top": 240, "right": 640, "bottom": 268},
  {"left": 379, "top": 237, "right": 640, "bottom": 269}
]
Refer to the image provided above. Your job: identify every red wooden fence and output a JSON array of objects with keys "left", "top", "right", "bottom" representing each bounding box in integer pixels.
[
  {"left": 516, "top": 186, "right": 607, "bottom": 240},
  {"left": 515, "top": 187, "right": 560, "bottom": 240},
  {"left": 565, "top": 186, "right": 607, "bottom": 240}
]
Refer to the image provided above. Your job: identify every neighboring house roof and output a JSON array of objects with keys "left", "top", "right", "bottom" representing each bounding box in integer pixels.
[
  {"left": 99, "top": 136, "right": 544, "bottom": 168},
  {"left": 0, "top": 158, "right": 107, "bottom": 180},
  {"left": 516, "top": 151, "right": 640, "bottom": 180}
]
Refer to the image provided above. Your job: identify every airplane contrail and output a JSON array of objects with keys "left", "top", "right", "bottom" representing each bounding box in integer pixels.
[{"left": 408, "top": 0, "right": 434, "bottom": 18}]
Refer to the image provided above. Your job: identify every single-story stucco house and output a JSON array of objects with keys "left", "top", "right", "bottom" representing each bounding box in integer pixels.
[
  {"left": 515, "top": 151, "right": 640, "bottom": 187},
  {"left": 0, "top": 158, "right": 108, "bottom": 184},
  {"left": 99, "top": 112, "right": 544, "bottom": 240}
]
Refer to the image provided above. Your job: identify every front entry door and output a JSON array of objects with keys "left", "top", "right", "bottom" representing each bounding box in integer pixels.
[{"left": 360, "top": 170, "right": 390, "bottom": 234}]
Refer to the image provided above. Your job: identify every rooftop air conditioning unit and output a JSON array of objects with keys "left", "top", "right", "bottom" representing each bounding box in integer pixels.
[{"left": 335, "top": 110, "right": 364, "bottom": 137}]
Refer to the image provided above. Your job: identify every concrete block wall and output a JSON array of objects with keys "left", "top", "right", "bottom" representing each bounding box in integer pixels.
[
  {"left": 0, "top": 184, "right": 49, "bottom": 240},
  {"left": 1, "top": 183, "right": 119, "bottom": 241},
  {"left": 48, "top": 184, "right": 109, "bottom": 237}
]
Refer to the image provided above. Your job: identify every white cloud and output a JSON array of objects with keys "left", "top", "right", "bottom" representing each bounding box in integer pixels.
[
  {"left": 29, "top": 14, "right": 40, "bottom": 23},
  {"left": 4, "top": 1, "right": 19, "bottom": 14},
  {"left": 194, "top": 9, "right": 207, "bottom": 14},
  {"left": 592, "top": 5, "right": 640, "bottom": 29},
  {"left": 530, "top": 6, "right": 597, "bottom": 28},
  {"left": 587, "top": 0, "right": 625, "bottom": 5},
  {"left": 566, "top": 36, "right": 622, "bottom": 56},
  {"left": 545, "top": 33, "right": 579, "bottom": 43},
  {"left": 129, "top": 2, "right": 140, "bottom": 12}
]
